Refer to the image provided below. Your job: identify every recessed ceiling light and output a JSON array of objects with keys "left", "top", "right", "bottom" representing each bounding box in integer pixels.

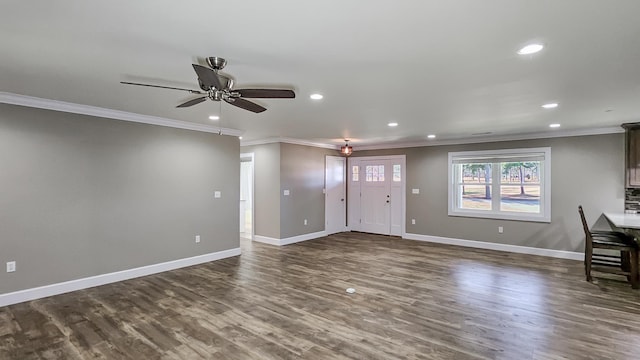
[
  {"left": 239, "top": 136, "right": 243, "bottom": 140},
  {"left": 518, "top": 43, "right": 544, "bottom": 55},
  {"left": 427, "top": 134, "right": 436, "bottom": 139},
  {"left": 209, "top": 115, "right": 220, "bottom": 120},
  {"left": 310, "top": 94, "right": 323, "bottom": 100},
  {"left": 541, "top": 103, "right": 558, "bottom": 109},
  {"left": 549, "top": 123, "right": 561, "bottom": 128},
  {"left": 388, "top": 122, "right": 398, "bottom": 127}
]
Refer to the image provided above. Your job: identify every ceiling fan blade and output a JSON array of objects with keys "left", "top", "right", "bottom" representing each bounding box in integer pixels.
[
  {"left": 192, "top": 64, "right": 222, "bottom": 90},
  {"left": 235, "top": 89, "right": 296, "bottom": 99},
  {"left": 225, "top": 98, "right": 266, "bottom": 113},
  {"left": 120, "top": 81, "right": 203, "bottom": 94},
  {"left": 176, "top": 97, "right": 207, "bottom": 108}
]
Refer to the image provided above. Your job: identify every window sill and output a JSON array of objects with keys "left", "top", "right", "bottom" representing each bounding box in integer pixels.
[{"left": 448, "top": 210, "right": 551, "bottom": 223}]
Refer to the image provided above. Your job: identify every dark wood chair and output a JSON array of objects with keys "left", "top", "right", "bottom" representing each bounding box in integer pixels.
[{"left": 578, "top": 205, "right": 639, "bottom": 289}]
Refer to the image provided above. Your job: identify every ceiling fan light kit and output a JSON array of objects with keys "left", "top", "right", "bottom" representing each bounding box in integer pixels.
[{"left": 121, "top": 57, "right": 295, "bottom": 113}]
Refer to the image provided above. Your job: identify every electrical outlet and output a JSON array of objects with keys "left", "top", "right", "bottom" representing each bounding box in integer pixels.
[
  {"left": 283, "top": 189, "right": 290, "bottom": 196},
  {"left": 195, "top": 235, "right": 201, "bottom": 243},
  {"left": 6, "top": 261, "right": 16, "bottom": 273},
  {"left": 412, "top": 219, "right": 416, "bottom": 225},
  {"left": 498, "top": 226, "right": 504, "bottom": 234},
  {"left": 304, "top": 219, "right": 308, "bottom": 225},
  {"left": 412, "top": 189, "right": 420, "bottom": 194}
]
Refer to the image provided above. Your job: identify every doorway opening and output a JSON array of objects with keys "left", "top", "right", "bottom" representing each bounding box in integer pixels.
[
  {"left": 325, "top": 155, "right": 347, "bottom": 235},
  {"left": 240, "top": 153, "right": 254, "bottom": 240}
]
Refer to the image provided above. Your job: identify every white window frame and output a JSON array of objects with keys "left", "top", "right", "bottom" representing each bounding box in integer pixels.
[{"left": 448, "top": 147, "right": 551, "bottom": 223}]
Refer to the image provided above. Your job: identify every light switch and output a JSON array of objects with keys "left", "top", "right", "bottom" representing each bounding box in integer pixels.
[
  {"left": 214, "top": 191, "right": 221, "bottom": 198},
  {"left": 412, "top": 189, "right": 420, "bottom": 194},
  {"left": 283, "top": 190, "right": 290, "bottom": 196}
]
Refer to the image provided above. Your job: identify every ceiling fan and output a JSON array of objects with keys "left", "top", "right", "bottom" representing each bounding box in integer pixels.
[{"left": 121, "top": 57, "right": 295, "bottom": 113}]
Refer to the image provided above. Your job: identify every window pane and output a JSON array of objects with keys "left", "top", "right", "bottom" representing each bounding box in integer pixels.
[
  {"left": 352, "top": 166, "right": 359, "bottom": 182},
  {"left": 366, "top": 165, "right": 373, "bottom": 182},
  {"left": 460, "top": 163, "right": 492, "bottom": 184},
  {"left": 500, "top": 185, "right": 540, "bottom": 213},
  {"left": 378, "top": 165, "right": 385, "bottom": 182},
  {"left": 460, "top": 185, "right": 492, "bottom": 210},
  {"left": 501, "top": 161, "right": 540, "bottom": 184},
  {"left": 393, "top": 164, "right": 401, "bottom": 182}
]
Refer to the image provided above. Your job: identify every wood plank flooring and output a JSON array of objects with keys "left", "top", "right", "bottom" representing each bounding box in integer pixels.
[{"left": 2, "top": 232, "right": 640, "bottom": 359}]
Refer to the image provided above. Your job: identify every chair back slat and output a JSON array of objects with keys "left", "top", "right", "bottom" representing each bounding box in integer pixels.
[{"left": 578, "top": 205, "right": 593, "bottom": 241}]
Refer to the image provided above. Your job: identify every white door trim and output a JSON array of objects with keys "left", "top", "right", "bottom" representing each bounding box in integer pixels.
[{"left": 240, "top": 152, "right": 255, "bottom": 240}]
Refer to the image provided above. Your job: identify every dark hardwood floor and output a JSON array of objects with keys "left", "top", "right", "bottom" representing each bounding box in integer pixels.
[{"left": 2, "top": 232, "right": 640, "bottom": 359}]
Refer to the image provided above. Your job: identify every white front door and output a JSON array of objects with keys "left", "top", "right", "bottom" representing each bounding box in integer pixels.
[
  {"left": 360, "top": 160, "right": 391, "bottom": 234},
  {"left": 349, "top": 156, "right": 405, "bottom": 236},
  {"left": 325, "top": 156, "right": 346, "bottom": 235}
]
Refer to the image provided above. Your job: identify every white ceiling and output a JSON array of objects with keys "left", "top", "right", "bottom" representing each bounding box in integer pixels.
[{"left": 2, "top": 1, "right": 640, "bottom": 147}]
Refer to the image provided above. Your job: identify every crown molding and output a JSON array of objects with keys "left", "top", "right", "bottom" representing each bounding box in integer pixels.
[
  {"left": 353, "top": 126, "right": 624, "bottom": 150},
  {"left": 241, "top": 137, "right": 340, "bottom": 150},
  {"left": 0, "top": 92, "right": 244, "bottom": 137},
  {"left": 240, "top": 126, "right": 623, "bottom": 152}
]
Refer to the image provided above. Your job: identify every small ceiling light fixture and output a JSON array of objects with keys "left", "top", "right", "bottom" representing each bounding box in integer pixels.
[
  {"left": 388, "top": 122, "right": 398, "bottom": 127},
  {"left": 541, "top": 103, "right": 559, "bottom": 109},
  {"left": 239, "top": 136, "right": 243, "bottom": 140},
  {"left": 518, "top": 43, "right": 544, "bottom": 55},
  {"left": 340, "top": 140, "right": 353, "bottom": 157},
  {"left": 549, "top": 123, "right": 561, "bottom": 128},
  {"left": 427, "top": 134, "right": 436, "bottom": 139},
  {"left": 209, "top": 115, "right": 220, "bottom": 120},
  {"left": 310, "top": 93, "right": 323, "bottom": 100}
]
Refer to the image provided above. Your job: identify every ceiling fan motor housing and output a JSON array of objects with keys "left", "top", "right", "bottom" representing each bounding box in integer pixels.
[{"left": 206, "top": 57, "right": 227, "bottom": 70}]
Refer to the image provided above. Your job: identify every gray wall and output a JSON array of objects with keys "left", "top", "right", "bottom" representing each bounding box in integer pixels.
[
  {"left": 280, "top": 143, "right": 338, "bottom": 238},
  {"left": 242, "top": 143, "right": 281, "bottom": 238},
  {"left": 355, "top": 133, "right": 625, "bottom": 252},
  {"left": 0, "top": 104, "right": 240, "bottom": 294},
  {"left": 241, "top": 142, "right": 339, "bottom": 239}
]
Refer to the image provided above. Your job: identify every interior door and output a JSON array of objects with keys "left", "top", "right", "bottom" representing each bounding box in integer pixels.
[
  {"left": 360, "top": 160, "right": 391, "bottom": 234},
  {"left": 325, "top": 156, "right": 346, "bottom": 235}
]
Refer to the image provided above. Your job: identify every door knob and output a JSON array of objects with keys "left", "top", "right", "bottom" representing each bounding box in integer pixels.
[
  {"left": 386, "top": 200, "right": 390, "bottom": 203},
  {"left": 341, "top": 198, "right": 344, "bottom": 201}
]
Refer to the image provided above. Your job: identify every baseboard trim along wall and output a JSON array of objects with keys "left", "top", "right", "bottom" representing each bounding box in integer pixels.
[
  {"left": 403, "top": 233, "right": 583, "bottom": 261},
  {"left": 0, "top": 247, "right": 242, "bottom": 308},
  {"left": 254, "top": 230, "right": 327, "bottom": 246}
]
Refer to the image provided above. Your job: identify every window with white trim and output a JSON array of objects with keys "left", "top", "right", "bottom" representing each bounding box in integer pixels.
[{"left": 448, "top": 147, "right": 551, "bottom": 222}]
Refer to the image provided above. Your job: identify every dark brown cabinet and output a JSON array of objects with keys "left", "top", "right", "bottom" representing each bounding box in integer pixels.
[{"left": 624, "top": 124, "right": 640, "bottom": 187}]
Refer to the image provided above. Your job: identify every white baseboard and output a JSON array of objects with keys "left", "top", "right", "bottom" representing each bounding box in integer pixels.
[
  {"left": 253, "top": 235, "right": 281, "bottom": 246},
  {"left": 254, "top": 230, "right": 327, "bottom": 246},
  {"left": 0, "top": 247, "right": 241, "bottom": 308},
  {"left": 403, "top": 233, "right": 583, "bottom": 261}
]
